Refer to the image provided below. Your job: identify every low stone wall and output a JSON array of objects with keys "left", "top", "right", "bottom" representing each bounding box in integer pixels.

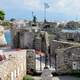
[
  {"left": 0, "top": 49, "right": 26, "bottom": 80},
  {"left": 50, "top": 40, "right": 80, "bottom": 73},
  {"left": 56, "top": 46, "right": 80, "bottom": 73}
]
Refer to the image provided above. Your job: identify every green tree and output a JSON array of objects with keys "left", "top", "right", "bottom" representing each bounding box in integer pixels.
[
  {"left": 0, "top": 10, "right": 5, "bottom": 20},
  {"left": 23, "top": 75, "right": 34, "bottom": 80},
  {"left": 10, "top": 18, "right": 16, "bottom": 21}
]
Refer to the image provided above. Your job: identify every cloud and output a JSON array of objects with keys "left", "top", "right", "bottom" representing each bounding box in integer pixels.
[
  {"left": 0, "top": 0, "right": 24, "bottom": 9},
  {"left": 23, "top": 0, "right": 43, "bottom": 10},
  {"left": 49, "top": 0, "right": 80, "bottom": 16},
  {"left": 0, "top": 0, "right": 80, "bottom": 20},
  {"left": 0, "top": 0, "right": 80, "bottom": 13}
]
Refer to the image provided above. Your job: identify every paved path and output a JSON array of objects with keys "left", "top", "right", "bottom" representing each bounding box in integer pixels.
[
  {"left": 33, "top": 76, "right": 80, "bottom": 80},
  {"left": 36, "top": 54, "right": 55, "bottom": 72}
]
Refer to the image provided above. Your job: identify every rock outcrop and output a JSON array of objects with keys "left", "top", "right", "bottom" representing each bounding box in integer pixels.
[{"left": 0, "top": 25, "right": 7, "bottom": 46}]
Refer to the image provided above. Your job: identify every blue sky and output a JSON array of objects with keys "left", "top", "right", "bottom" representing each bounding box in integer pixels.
[{"left": 0, "top": 0, "right": 80, "bottom": 21}]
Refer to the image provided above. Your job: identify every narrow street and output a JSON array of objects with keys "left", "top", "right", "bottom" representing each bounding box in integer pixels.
[{"left": 33, "top": 76, "right": 80, "bottom": 80}]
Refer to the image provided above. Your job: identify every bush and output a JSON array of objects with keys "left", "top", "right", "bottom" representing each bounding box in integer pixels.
[
  {"left": 0, "top": 10, "right": 5, "bottom": 20},
  {"left": 23, "top": 75, "right": 34, "bottom": 80}
]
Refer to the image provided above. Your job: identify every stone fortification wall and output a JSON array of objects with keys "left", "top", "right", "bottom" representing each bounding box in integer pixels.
[{"left": 0, "top": 50, "right": 26, "bottom": 80}]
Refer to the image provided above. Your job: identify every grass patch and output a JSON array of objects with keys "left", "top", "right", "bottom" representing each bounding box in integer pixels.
[{"left": 23, "top": 75, "right": 34, "bottom": 80}]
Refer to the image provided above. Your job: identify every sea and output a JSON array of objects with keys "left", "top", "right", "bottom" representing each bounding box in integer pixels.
[{"left": 4, "top": 30, "right": 12, "bottom": 45}]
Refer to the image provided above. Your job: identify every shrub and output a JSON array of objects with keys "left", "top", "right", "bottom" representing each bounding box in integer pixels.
[{"left": 23, "top": 75, "right": 34, "bottom": 80}]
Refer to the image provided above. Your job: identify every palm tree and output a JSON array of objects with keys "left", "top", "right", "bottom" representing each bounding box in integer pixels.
[{"left": 0, "top": 10, "right": 5, "bottom": 20}]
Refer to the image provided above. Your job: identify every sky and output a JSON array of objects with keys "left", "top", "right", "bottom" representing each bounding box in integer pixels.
[{"left": 0, "top": 0, "right": 80, "bottom": 21}]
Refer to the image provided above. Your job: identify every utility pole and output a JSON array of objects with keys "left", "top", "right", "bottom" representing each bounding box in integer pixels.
[
  {"left": 32, "top": 11, "right": 34, "bottom": 18},
  {"left": 44, "top": 4, "right": 46, "bottom": 23},
  {"left": 44, "top": 3, "right": 49, "bottom": 23}
]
